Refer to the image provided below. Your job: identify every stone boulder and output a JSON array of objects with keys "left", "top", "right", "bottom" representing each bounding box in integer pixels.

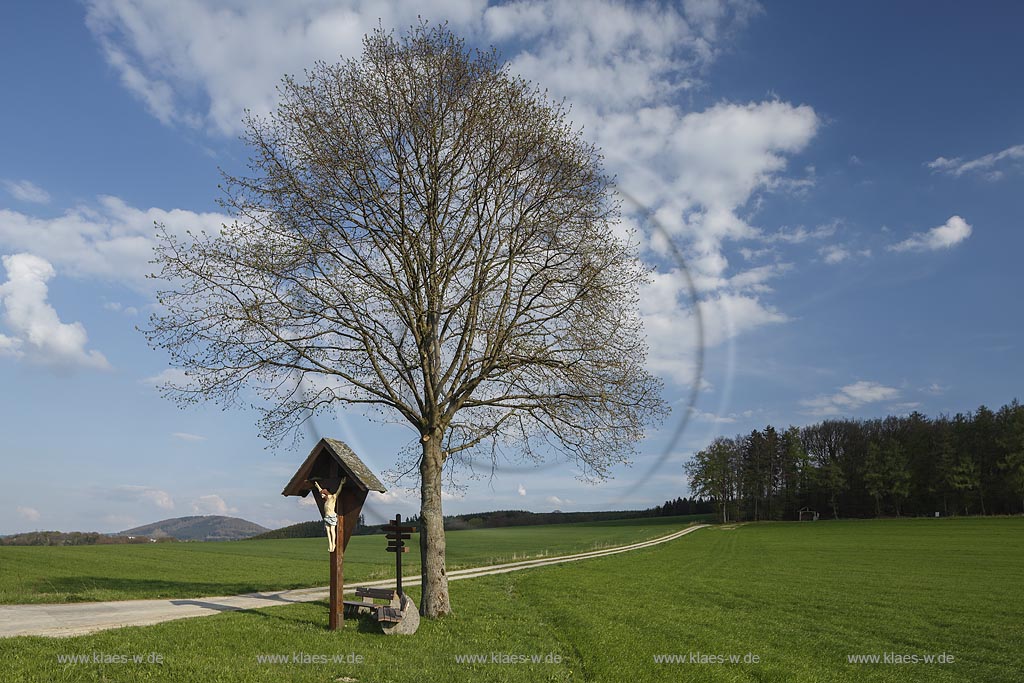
[{"left": 381, "top": 595, "right": 420, "bottom": 635}]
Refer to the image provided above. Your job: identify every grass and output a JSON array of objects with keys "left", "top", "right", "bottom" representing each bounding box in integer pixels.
[
  {"left": 2, "top": 517, "right": 1021, "bottom": 682},
  {"left": 0, "top": 515, "right": 709, "bottom": 604}
]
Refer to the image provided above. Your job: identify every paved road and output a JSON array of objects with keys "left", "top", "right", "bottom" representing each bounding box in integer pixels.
[{"left": 0, "top": 524, "right": 708, "bottom": 638}]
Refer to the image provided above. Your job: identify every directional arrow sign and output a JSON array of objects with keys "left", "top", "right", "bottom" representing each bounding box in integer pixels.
[
  {"left": 385, "top": 533, "right": 411, "bottom": 540},
  {"left": 385, "top": 546, "right": 410, "bottom": 553}
]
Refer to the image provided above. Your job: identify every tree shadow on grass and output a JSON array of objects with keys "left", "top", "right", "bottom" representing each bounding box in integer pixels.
[
  {"left": 162, "top": 596, "right": 386, "bottom": 633},
  {"left": 29, "top": 576, "right": 316, "bottom": 603},
  {"left": 232, "top": 599, "right": 388, "bottom": 633},
  {"left": 27, "top": 577, "right": 389, "bottom": 633}
]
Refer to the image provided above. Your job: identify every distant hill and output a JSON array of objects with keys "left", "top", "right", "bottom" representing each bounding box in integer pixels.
[{"left": 120, "top": 516, "right": 269, "bottom": 541}]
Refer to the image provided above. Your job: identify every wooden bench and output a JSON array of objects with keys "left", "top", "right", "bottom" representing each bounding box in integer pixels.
[{"left": 343, "top": 587, "right": 403, "bottom": 623}]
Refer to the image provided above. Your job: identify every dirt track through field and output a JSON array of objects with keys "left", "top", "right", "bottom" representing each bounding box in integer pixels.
[{"left": 0, "top": 524, "right": 709, "bottom": 638}]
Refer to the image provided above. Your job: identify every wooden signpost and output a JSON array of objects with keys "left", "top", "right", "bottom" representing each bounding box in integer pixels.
[{"left": 382, "top": 514, "right": 414, "bottom": 599}]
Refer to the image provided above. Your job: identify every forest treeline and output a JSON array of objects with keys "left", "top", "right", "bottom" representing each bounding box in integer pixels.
[{"left": 686, "top": 400, "right": 1024, "bottom": 522}]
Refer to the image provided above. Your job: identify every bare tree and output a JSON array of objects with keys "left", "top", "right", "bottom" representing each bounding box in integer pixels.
[{"left": 145, "top": 22, "right": 667, "bottom": 618}]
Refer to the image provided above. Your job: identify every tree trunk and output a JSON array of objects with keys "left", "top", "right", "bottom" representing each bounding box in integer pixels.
[{"left": 419, "top": 434, "right": 451, "bottom": 618}]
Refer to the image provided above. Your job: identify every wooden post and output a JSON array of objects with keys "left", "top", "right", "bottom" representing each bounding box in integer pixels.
[
  {"left": 395, "top": 514, "right": 404, "bottom": 598},
  {"left": 327, "top": 488, "right": 366, "bottom": 630},
  {"left": 383, "top": 514, "right": 413, "bottom": 600},
  {"left": 329, "top": 511, "right": 345, "bottom": 630}
]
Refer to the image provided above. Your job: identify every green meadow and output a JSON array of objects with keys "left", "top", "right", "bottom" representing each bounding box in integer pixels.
[
  {"left": 0, "top": 515, "right": 708, "bottom": 604},
  {"left": 2, "top": 517, "right": 1021, "bottom": 682}
]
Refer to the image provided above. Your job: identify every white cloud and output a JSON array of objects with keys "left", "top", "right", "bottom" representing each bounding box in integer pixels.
[
  {"left": 728, "top": 262, "right": 791, "bottom": 291},
  {"left": 928, "top": 143, "right": 1024, "bottom": 180},
  {"left": 640, "top": 268, "right": 787, "bottom": 384},
  {"left": 3, "top": 180, "right": 51, "bottom": 204},
  {"left": 607, "top": 101, "right": 815, "bottom": 386},
  {"left": 112, "top": 485, "right": 175, "bottom": 510},
  {"left": 922, "top": 383, "right": 948, "bottom": 396},
  {"left": 0, "top": 253, "right": 111, "bottom": 370},
  {"left": 0, "top": 331, "right": 18, "bottom": 355},
  {"left": 739, "top": 246, "right": 776, "bottom": 261},
  {"left": 801, "top": 381, "right": 900, "bottom": 416},
  {"left": 485, "top": 11, "right": 812, "bottom": 333},
  {"left": 697, "top": 293, "right": 788, "bottom": 348},
  {"left": 545, "top": 495, "right": 574, "bottom": 507},
  {"left": 888, "top": 216, "right": 972, "bottom": 253},
  {"left": 172, "top": 432, "right": 206, "bottom": 442},
  {"left": 763, "top": 222, "right": 837, "bottom": 244},
  {"left": 517, "top": 483, "right": 527, "bottom": 497},
  {"left": 144, "top": 489, "right": 176, "bottom": 510},
  {"left": 368, "top": 489, "right": 417, "bottom": 507},
  {"left": 85, "top": 0, "right": 489, "bottom": 135},
  {"left": 191, "top": 494, "right": 237, "bottom": 515},
  {"left": 488, "top": 1, "right": 751, "bottom": 115},
  {"left": 0, "top": 196, "right": 229, "bottom": 288},
  {"left": 689, "top": 407, "right": 737, "bottom": 424},
  {"left": 142, "top": 367, "right": 192, "bottom": 387},
  {"left": 819, "top": 245, "right": 850, "bottom": 264},
  {"left": 103, "top": 301, "right": 139, "bottom": 315},
  {"left": 16, "top": 505, "right": 41, "bottom": 521},
  {"left": 603, "top": 102, "right": 819, "bottom": 254}
]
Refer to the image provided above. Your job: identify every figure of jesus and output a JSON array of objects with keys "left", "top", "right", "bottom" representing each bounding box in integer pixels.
[{"left": 310, "top": 478, "right": 346, "bottom": 552}]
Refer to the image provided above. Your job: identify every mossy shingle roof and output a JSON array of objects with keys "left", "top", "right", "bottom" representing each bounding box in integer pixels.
[{"left": 281, "top": 437, "right": 386, "bottom": 496}]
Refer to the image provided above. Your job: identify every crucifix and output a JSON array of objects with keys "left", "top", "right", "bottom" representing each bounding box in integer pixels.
[{"left": 281, "top": 438, "right": 385, "bottom": 630}]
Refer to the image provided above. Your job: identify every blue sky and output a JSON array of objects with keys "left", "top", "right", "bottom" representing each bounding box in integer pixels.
[{"left": 1, "top": 1, "right": 1021, "bottom": 535}]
